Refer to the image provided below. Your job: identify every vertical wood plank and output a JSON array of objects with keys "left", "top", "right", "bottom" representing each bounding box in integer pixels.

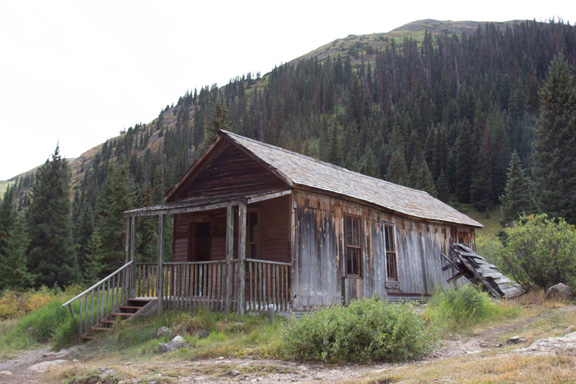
[
  {"left": 225, "top": 205, "right": 234, "bottom": 311},
  {"left": 157, "top": 214, "right": 164, "bottom": 311},
  {"left": 238, "top": 203, "right": 247, "bottom": 316}
]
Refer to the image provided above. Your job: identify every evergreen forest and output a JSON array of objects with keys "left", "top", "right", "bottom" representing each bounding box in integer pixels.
[{"left": 1, "top": 19, "right": 576, "bottom": 288}]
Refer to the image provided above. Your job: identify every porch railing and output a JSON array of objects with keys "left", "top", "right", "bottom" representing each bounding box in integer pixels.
[
  {"left": 61, "top": 261, "right": 134, "bottom": 336},
  {"left": 135, "top": 259, "right": 291, "bottom": 312},
  {"left": 245, "top": 259, "right": 291, "bottom": 312}
]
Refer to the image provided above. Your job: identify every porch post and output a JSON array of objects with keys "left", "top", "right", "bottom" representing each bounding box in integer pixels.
[
  {"left": 129, "top": 216, "right": 136, "bottom": 298},
  {"left": 224, "top": 205, "right": 234, "bottom": 311},
  {"left": 237, "top": 203, "right": 247, "bottom": 316},
  {"left": 125, "top": 218, "right": 130, "bottom": 264},
  {"left": 157, "top": 214, "right": 164, "bottom": 312}
]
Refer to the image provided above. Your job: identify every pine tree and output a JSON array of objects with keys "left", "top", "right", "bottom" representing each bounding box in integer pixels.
[
  {"left": 0, "top": 185, "right": 16, "bottom": 256},
  {"left": 411, "top": 158, "right": 438, "bottom": 197},
  {"left": 202, "top": 101, "right": 231, "bottom": 152},
  {"left": 83, "top": 230, "right": 104, "bottom": 285},
  {"left": 359, "top": 147, "right": 381, "bottom": 178},
  {"left": 96, "top": 165, "right": 134, "bottom": 276},
  {"left": 1, "top": 216, "right": 35, "bottom": 289},
  {"left": 500, "top": 151, "right": 534, "bottom": 226},
  {"left": 436, "top": 170, "right": 452, "bottom": 203},
  {"left": 386, "top": 147, "right": 409, "bottom": 186},
  {"left": 455, "top": 119, "right": 474, "bottom": 203},
  {"left": 27, "top": 145, "right": 79, "bottom": 288},
  {"left": 137, "top": 183, "right": 158, "bottom": 263},
  {"left": 532, "top": 55, "right": 576, "bottom": 223}
]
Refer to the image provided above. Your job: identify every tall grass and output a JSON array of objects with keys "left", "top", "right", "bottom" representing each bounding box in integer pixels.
[
  {"left": 424, "top": 284, "right": 520, "bottom": 331},
  {"left": 0, "top": 287, "right": 82, "bottom": 356}
]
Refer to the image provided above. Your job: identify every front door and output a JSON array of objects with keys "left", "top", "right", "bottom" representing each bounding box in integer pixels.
[{"left": 192, "top": 222, "right": 211, "bottom": 261}]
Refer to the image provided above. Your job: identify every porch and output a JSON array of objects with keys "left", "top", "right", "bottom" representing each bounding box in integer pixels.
[{"left": 62, "top": 191, "right": 293, "bottom": 338}]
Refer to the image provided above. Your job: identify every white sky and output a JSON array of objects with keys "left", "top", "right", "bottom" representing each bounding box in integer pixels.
[{"left": 0, "top": 0, "right": 572, "bottom": 180}]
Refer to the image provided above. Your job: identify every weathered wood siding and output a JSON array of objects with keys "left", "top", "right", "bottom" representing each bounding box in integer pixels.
[
  {"left": 291, "top": 190, "right": 474, "bottom": 311},
  {"left": 172, "top": 196, "right": 290, "bottom": 263},
  {"left": 175, "top": 141, "right": 289, "bottom": 200}
]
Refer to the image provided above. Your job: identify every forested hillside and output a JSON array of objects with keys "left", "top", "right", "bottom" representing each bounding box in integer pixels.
[{"left": 3, "top": 19, "right": 576, "bottom": 287}]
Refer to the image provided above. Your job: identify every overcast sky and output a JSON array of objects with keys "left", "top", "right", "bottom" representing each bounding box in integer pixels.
[{"left": 0, "top": 0, "right": 572, "bottom": 180}]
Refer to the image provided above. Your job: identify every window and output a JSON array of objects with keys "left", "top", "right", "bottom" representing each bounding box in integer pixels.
[
  {"left": 385, "top": 224, "right": 398, "bottom": 281},
  {"left": 247, "top": 210, "right": 259, "bottom": 259},
  {"left": 345, "top": 215, "right": 362, "bottom": 277}
]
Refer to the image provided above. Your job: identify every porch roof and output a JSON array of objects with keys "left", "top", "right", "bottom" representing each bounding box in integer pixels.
[{"left": 123, "top": 190, "right": 290, "bottom": 217}]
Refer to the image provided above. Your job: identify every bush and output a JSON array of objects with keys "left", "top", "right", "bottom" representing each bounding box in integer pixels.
[
  {"left": 500, "top": 214, "right": 576, "bottom": 290},
  {"left": 425, "top": 284, "right": 498, "bottom": 330},
  {"left": 282, "top": 298, "right": 435, "bottom": 363}
]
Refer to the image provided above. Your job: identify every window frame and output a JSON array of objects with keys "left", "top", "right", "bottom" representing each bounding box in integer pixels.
[
  {"left": 384, "top": 224, "right": 398, "bottom": 281},
  {"left": 344, "top": 214, "right": 363, "bottom": 278}
]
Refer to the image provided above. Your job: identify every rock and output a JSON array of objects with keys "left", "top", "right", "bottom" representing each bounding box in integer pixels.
[
  {"left": 233, "top": 322, "right": 245, "bottom": 327},
  {"left": 507, "top": 336, "right": 521, "bottom": 344},
  {"left": 157, "top": 338, "right": 190, "bottom": 353},
  {"left": 28, "top": 360, "right": 71, "bottom": 372},
  {"left": 231, "top": 370, "right": 240, "bottom": 377},
  {"left": 545, "top": 283, "right": 573, "bottom": 301},
  {"left": 172, "top": 335, "right": 185, "bottom": 343},
  {"left": 0, "top": 371, "right": 13, "bottom": 376},
  {"left": 43, "top": 352, "right": 56, "bottom": 357},
  {"left": 197, "top": 329, "right": 209, "bottom": 339},
  {"left": 156, "top": 326, "right": 171, "bottom": 338}
]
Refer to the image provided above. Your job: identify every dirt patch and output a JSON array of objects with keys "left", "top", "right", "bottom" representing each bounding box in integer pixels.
[{"left": 0, "top": 347, "right": 80, "bottom": 384}]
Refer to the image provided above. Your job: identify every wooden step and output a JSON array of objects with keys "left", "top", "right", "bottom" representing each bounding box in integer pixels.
[
  {"left": 120, "top": 305, "right": 143, "bottom": 311},
  {"left": 80, "top": 335, "right": 94, "bottom": 340},
  {"left": 100, "top": 320, "right": 115, "bottom": 325},
  {"left": 110, "top": 312, "right": 133, "bottom": 318},
  {"left": 91, "top": 327, "right": 113, "bottom": 332}
]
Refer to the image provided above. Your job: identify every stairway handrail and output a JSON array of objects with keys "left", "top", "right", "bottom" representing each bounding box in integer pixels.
[{"left": 62, "top": 261, "right": 134, "bottom": 317}]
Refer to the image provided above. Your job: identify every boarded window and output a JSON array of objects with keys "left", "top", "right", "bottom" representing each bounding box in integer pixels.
[
  {"left": 247, "top": 210, "right": 259, "bottom": 259},
  {"left": 385, "top": 224, "right": 398, "bottom": 281},
  {"left": 345, "top": 215, "right": 362, "bottom": 277}
]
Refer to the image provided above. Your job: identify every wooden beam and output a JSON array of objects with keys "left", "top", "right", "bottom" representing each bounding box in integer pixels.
[
  {"left": 124, "top": 199, "right": 244, "bottom": 218},
  {"left": 237, "top": 203, "right": 247, "bottom": 316},
  {"left": 224, "top": 206, "right": 234, "bottom": 312},
  {"left": 157, "top": 214, "right": 164, "bottom": 312},
  {"left": 246, "top": 190, "right": 291, "bottom": 204}
]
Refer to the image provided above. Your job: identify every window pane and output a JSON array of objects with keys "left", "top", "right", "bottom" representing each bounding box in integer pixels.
[{"left": 347, "top": 248, "right": 359, "bottom": 276}]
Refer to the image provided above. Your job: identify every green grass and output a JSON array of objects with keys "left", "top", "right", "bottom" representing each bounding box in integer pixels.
[
  {"left": 424, "top": 284, "right": 520, "bottom": 333},
  {"left": 80, "top": 308, "right": 285, "bottom": 361}
]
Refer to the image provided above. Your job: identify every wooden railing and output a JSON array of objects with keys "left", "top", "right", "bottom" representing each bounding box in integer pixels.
[
  {"left": 62, "top": 261, "right": 134, "bottom": 336},
  {"left": 136, "top": 261, "right": 233, "bottom": 311},
  {"left": 135, "top": 259, "right": 290, "bottom": 312},
  {"left": 245, "top": 259, "right": 291, "bottom": 312}
]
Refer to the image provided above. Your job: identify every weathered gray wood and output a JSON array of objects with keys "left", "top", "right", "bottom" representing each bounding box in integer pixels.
[
  {"left": 225, "top": 205, "right": 234, "bottom": 311},
  {"left": 237, "top": 203, "right": 247, "bottom": 316},
  {"left": 157, "top": 214, "right": 164, "bottom": 312}
]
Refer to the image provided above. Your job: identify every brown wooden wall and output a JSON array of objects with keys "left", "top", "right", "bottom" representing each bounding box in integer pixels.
[
  {"left": 174, "top": 141, "right": 289, "bottom": 200},
  {"left": 172, "top": 195, "right": 291, "bottom": 263},
  {"left": 291, "top": 189, "right": 475, "bottom": 311}
]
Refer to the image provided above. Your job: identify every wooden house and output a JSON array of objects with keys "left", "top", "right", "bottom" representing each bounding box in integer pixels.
[{"left": 64, "top": 130, "right": 482, "bottom": 337}]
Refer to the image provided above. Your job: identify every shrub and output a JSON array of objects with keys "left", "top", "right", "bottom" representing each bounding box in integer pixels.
[
  {"left": 425, "top": 284, "right": 496, "bottom": 330},
  {"left": 282, "top": 298, "right": 435, "bottom": 363},
  {"left": 500, "top": 214, "right": 576, "bottom": 290}
]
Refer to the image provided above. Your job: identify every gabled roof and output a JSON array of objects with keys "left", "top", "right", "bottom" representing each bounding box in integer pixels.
[{"left": 166, "top": 130, "right": 482, "bottom": 228}]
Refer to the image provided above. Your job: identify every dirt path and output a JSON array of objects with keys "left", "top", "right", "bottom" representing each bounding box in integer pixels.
[
  {"left": 2, "top": 306, "right": 575, "bottom": 384},
  {"left": 0, "top": 347, "right": 77, "bottom": 384}
]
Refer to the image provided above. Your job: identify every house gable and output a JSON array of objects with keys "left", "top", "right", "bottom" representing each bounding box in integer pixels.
[{"left": 166, "top": 138, "right": 290, "bottom": 202}]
